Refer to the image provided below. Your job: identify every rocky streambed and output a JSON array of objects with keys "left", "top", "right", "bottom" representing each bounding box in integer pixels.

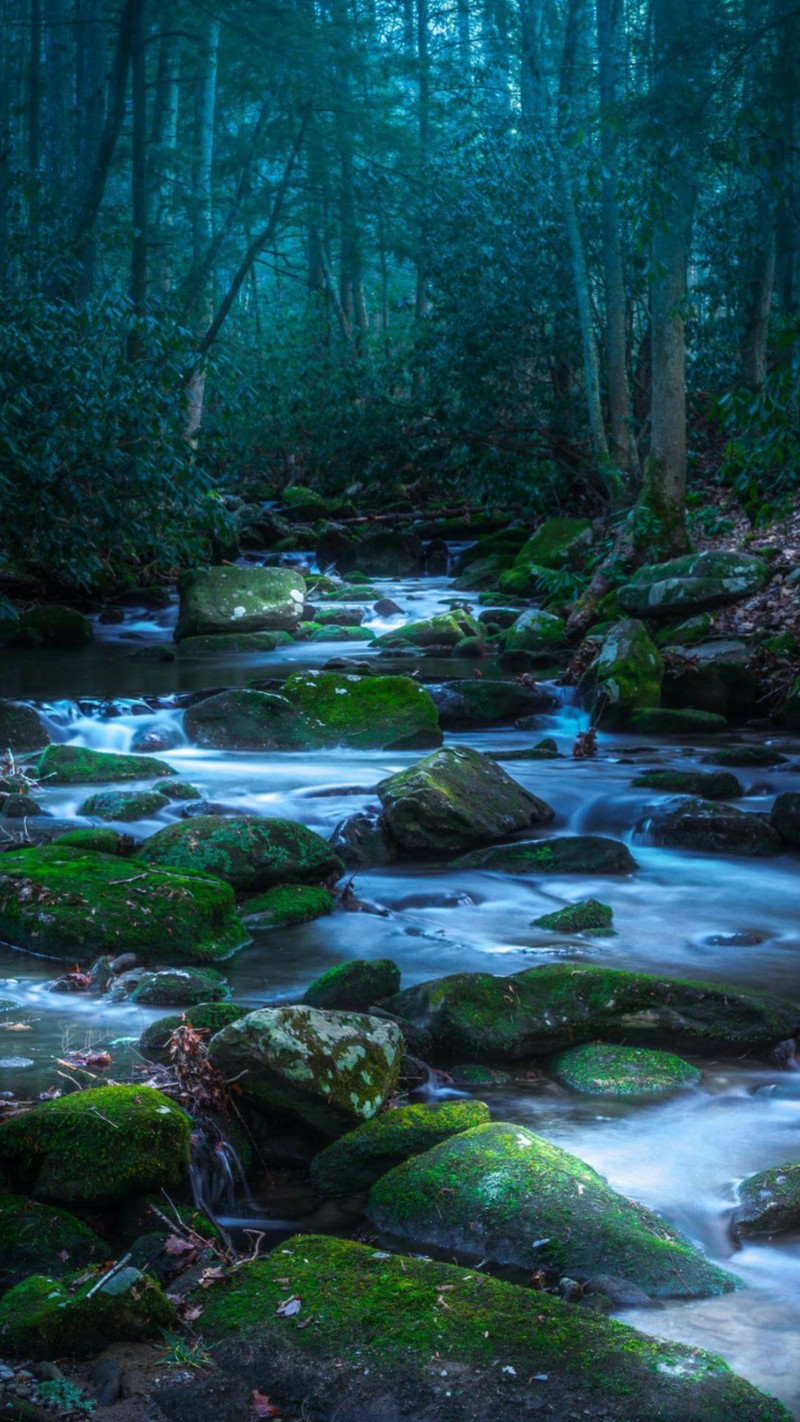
[{"left": 0, "top": 518, "right": 799, "bottom": 1421}]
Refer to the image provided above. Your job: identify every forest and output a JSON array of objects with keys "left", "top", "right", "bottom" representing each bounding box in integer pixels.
[{"left": 0, "top": 3, "right": 799, "bottom": 1422}]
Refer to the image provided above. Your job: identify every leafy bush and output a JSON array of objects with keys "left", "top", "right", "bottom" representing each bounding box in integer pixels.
[
  {"left": 717, "top": 334, "right": 800, "bottom": 522},
  {"left": 0, "top": 294, "right": 231, "bottom": 591}
]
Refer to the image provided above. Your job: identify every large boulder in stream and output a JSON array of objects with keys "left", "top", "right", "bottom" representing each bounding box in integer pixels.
[
  {"left": 454, "top": 834, "right": 637, "bottom": 874},
  {"left": 335, "top": 530, "right": 423, "bottom": 577},
  {"left": 208, "top": 1005, "right": 404, "bottom": 1138},
  {"left": 387, "top": 963, "right": 798, "bottom": 1060},
  {"left": 138, "top": 815, "right": 343, "bottom": 892},
  {"left": 427, "top": 677, "right": 556, "bottom": 728},
  {"left": 504, "top": 607, "right": 567, "bottom": 653},
  {"left": 732, "top": 1162, "right": 800, "bottom": 1238},
  {"left": 770, "top": 793, "right": 800, "bottom": 846},
  {"left": 637, "top": 796, "right": 781, "bottom": 856},
  {"left": 618, "top": 550, "right": 769, "bottom": 617},
  {"left": 0, "top": 699, "right": 50, "bottom": 752},
  {"left": 175, "top": 565, "right": 306, "bottom": 639},
  {"left": 368, "top": 1122, "right": 734, "bottom": 1298},
  {"left": 302, "top": 958, "right": 401, "bottom": 1011},
  {"left": 377, "top": 746, "right": 553, "bottom": 853},
  {"left": 36, "top": 743, "right": 176, "bottom": 784},
  {"left": 0, "top": 1084, "right": 190, "bottom": 1206},
  {"left": 662, "top": 640, "right": 760, "bottom": 718},
  {"left": 190, "top": 1236, "right": 787, "bottom": 1422},
  {"left": 513, "top": 517, "right": 593, "bottom": 569},
  {"left": 311, "top": 1100, "right": 490, "bottom": 1195},
  {"left": 9, "top": 605, "right": 94, "bottom": 648},
  {"left": 579, "top": 619, "right": 663, "bottom": 727},
  {"left": 0, "top": 845, "right": 245, "bottom": 961}
]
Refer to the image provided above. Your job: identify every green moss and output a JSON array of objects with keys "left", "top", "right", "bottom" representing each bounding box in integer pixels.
[
  {"left": 37, "top": 744, "right": 176, "bottom": 784},
  {"left": 51, "top": 827, "right": 133, "bottom": 854},
  {"left": 702, "top": 745, "right": 788, "bottom": 767},
  {"left": 176, "top": 566, "right": 306, "bottom": 640},
  {"left": 177, "top": 631, "right": 279, "bottom": 654},
  {"left": 0, "top": 844, "right": 247, "bottom": 962},
  {"left": 733, "top": 1162, "right": 800, "bottom": 1238},
  {"left": 505, "top": 608, "right": 567, "bottom": 652},
  {"left": 10, "top": 605, "right": 93, "bottom": 648},
  {"left": 387, "top": 962, "right": 799, "bottom": 1060},
  {"left": 579, "top": 619, "right": 663, "bottom": 728},
  {"left": 0, "top": 1085, "right": 191, "bottom": 1206},
  {"left": 0, "top": 1267, "right": 173, "bottom": 1358},
  {"left": 283, "top": 672, "right": 442, "bottom": 750},
  {"left": 532, "top": 898, "right": 613, "bottom": 933},
  {"left": 655, "top": 614, "right": 712, "bottom": 648},
  {"left": 551, "top": 1043, "right": 701, "bottom": 1097},
  {"left": 139, "top": 1001, "right": 248, "bottom": 1060},
  {"left": 369, "top": 1122, "right": 733, "bottom": 1298},
  {"left": 80, "top": 789, "right": 170, "bottom": 820},
  {"left": 183, "top": 689, "right": 304, "bottom": 750},
  {"left": 302, "top": 958, "right": 400, "bottom": 1011},
  {"left": 375, "top": 611, "right": 480, "bottom": 649},
  {"left": 138, "top": 815, "right": 343, "bottom": 892},
  {"left": 308, "top": 624, "right": 375, "bottom": 642},
  {"left": 619, "top": 551, "right": 768, "bottom": 618},
  {"left": 125, "top": 966, "right": 229, "bottom": 1006},
  {"left": 0, "top": 1195, "right": 107, "bottom": 1288},
  {"left": 513, "top": 518, "right": 592, "bottom": 570},
  {"left": 632, "top": 769, "right": 743, "bottom": 799},
  {"left": 158, "top": 781, "right": 201, "bottom": 801},
  {"left": 453, "top": 835, "right": 637, "bottom": 874},
  {"left": 628, "top": 708, "right": 727, "bottom": 734},
  {"left": 311, "top": 1100, "right": 490, "bottom": 1195},
  {"left": 491, "top": 737, "right": 561, "bottom": 762},
  {"left": 198, "top": 1236, "right": 786, "bottom": 1421},
  {"left": 242, "top": 883, "right": 335, "bottom": 927},
  {"left": 0, "top": 700, "right": 50, "bottom": 753}
]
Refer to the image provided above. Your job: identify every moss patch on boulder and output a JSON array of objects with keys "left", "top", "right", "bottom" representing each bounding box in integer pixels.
[
  {"left": 302, "top": 958, "right": 401, "bottom": 1011},
  {"left": 37, "top": 744, "right": 176, "bottom": 784},
  {"left": 702, "top": 745, "right": 787, "bottom": 767},
  {"left": 0, "top": 1195, "right": 107, "bottom": 1289},
  {"left": 51, "top": 826, "right": 133, "bottom": 854},
  {"left": 0, "top": 700, "right": 50, "bottom": 753},
  {"left": 514, "top": 518, "right": 592, "bottom": 570},
  {"left": 579, "top": 620, "right": 663, "bottom": 728},
  {"left": 618, "top": 551, "right": 769, "bottom": 617},
  {"left": 10, "top": 605, "right": 93, "bottom": 648},
  {"left": 505, "top": 608, "right": 567, "bottom": 653},
  {"left": 632, "top": 769, "right": 742, "bottom": 799},
  {"left": 532, "top": 898, "right": 613, "bottom": 933},
  {"left": 733, "top": 1162, "right": 800, "bottom": 1238},
  {"left": 637, "top": 797, "right": 781, "bottom": 856},
  {"left": 115, "top": 966, "right": 229, "bottom": 1007},
  {"left": 139, "top": 1001, "right": 248, "bottom": 1060},
  {"left": 551, "top": 1043, "right": 701, "bottom": 1097},
  {"left": 138, "top": 815, "right": 342, "bottom": 892},
  {"left": 283, "top": 672, "right": 441, "bottom": 750},
  {"left": 242, "top": 883, "right": 336, "bottom": 927},
  {"left": 0, "top": 1084, "right": 190, "bottom": 1205},
  {"left": 80, "top": 789, "right": 170, "bottom": 820},
  {"left": 375, "top": 611, "right": 480, "bottom": 649},
  {"left": 177, "top": 630, "right": 280, "bottom": 654},
  {"left": 311, "top": 1100, "right": 490, "bottom": 1195},
  {"left": 454, "top": 835, "right": 637, "bottom": 875},
  {"left": 428, "top": 678, "right": 555, "bottom": 728},
  {"left": 176, "top": 566, "right": 306, "bottom": 639},
  {"left": 0, "top": 1267, "right": 173, "bottom": 1358}
]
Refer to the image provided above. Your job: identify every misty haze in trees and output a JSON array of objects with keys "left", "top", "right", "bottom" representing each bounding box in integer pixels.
[{"left": 0, "top": 0, "right": 797, "bottom": 590}]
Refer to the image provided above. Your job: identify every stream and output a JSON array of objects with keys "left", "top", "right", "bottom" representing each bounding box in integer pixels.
[{"left": 1, "top": 560, "right": 798, "bottom": 1413}]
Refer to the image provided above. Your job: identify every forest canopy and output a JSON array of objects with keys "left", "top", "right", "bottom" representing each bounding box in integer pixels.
[{"left": 0, "top": 0, "right": 797, "bottom": 590}]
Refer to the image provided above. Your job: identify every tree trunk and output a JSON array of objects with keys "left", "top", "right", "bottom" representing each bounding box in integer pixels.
[
  {"left": 43, "top": 0, "right": 70, "bottom": 214},
  {"left": 457, "top": 0, "right": 472, "bottom": 73},
  {"left": 741, "top": 205, "right": 776, "bottom": 389},
  {"left": 482, "top": 0, "right": 510, "bottom": 121},
  {"left": 27, "top": 0, "right": 42, "bottom": 252},
  {"left": 127, "top": 0, "right": 146, "bottom": 359},
  {"left": 597, "top": 0, "right": 638, "bottom": 479},
  {"left": 185, "top": 16, "right": 220, "bottom": 440},
  {"left": 150, "top": 6, "right": 180, "bottom": 293},
  {"left": 415, "top": 0, "right": 430, "bottom": 317}
]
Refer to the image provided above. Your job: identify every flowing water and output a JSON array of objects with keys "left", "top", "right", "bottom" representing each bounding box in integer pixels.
[{"left": 1, "top": 562, "right": 799, "bottom": 1412}]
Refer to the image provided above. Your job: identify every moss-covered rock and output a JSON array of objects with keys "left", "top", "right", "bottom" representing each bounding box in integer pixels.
[
  {"left": 177, "top": 630, "right": 281, "bottom": 654},
  {"left": 632, "top": 769, "right": 743, "bottom": 799},
  {"left": 514, "top": 518, "right": 593, "bottom": 570},
  {"left": 454, "top": 834, "right": 637, "bottom": 874},
  {"left": 176, "top": 566, "right": 306, "bottom": 640},
  {"left": 138, "top": 815, "right": 342, "bottom": 892},
  {"left": 80, "top": 789, "right": 170, "bottom": 820},
  {"left": 732, "top": 1162, "right": 800, "bottom": 1238},
  {"left": 663, "top": 641, "right": 759, "bottom": 719},
  {"left": 369, "top": 1122, "right": 733, "bottom": 1298},
  {"left": 0, "top": 844, "right": 245, "bottom": 962},
  {"left": 770, "top": 793, "right": 800, "bottom": 846},
  {"left": 551, "top": 1043, "right": 701, "bottom": 1097},
  {"left": 0, "top": 1085, "right": 190, "bottom": 1205},
  {"left": 491, "top": 736, "right": 562, "bottom": 761},
  {"left": 387, "top": 963, "right": 798, "bottom": 1060},
  {"left": 159, "top": 780, "right": 201, "bottom": 801},
  {"left": 378, "top": 746, "right": 553, "bottom": 853},
  {"left": 579, "top": 619, "right": 663, "bottom": 728},
  {"left": 51, "top": 826, "right": 133, "bottom": 854},
  {"left": 637, "top": 796, "right": 781, "bottom": 856},
  {"left": 37, "top": 743, "right": 176, "bottom": 784},
  {"left": 375, "top": 610, "right": 480, "bottom": 649},
  {"left": 113, "top": 966, "right": 229, "bottom": 1006},
  {"left": 618, "top": 551, "right": 769, "bottom": 617},
  {"left": 242, "top": 883, "right": 336, "bottom": 927},
  {"left": 505, "top": 608, "right": 567, "bottom": 653},
  {"left": 702, "top": 744, "right": 787, "bottom": 767},
  {"left": 183, "top": 689, "right": 304, "bottom": 750},
  {"left": 311, "top": 1100, "right": 490, "bottom": 1195},
  {"left": 0, "top": 700, "right": 50, "bottom": 753},
  {"left": 329, "top": 809, "right": 395, "bottom": 869},
  {"left": 628, "top": 707, "right": 727, "bottom": 734},
  {"left": 282, "top": 672, "right": 441, "bottom": 750},
  {"left": 655, "top": 614, "right": 713, "bottom": 647},
  {"left": 0, "top": 1266, "right": 173, "bottom": 1358},
  {"left": 313, "top": 606, "right": 366, "bottom": 627},
  {"left": 208, "top": 1005, "right": 404, "bottom": 1138},
  {"left": 0, "top": 792, "right": 45, "bottom": 816},
  {"left": 9, "top": 605, "right": 94, "bottom": 648},
  {"left": 428, "top": 678, "right": 555, "bottom": 728},
  {"left": 302, "top": 958, "right": 401, "bottom": 1011},
  {"left": 532, "top": 898, "right": 613, "bottom": 933},
  {"left": 197, "top": 1234, "right": 786, "bottom": 1422},
  {"left": 497, "top": 561, "right": 552, "bottom": 597},
  {"left": 308, "top": 623, "right": 375, "bottom": 642},
  {"left": 0, "top": 1195, "right": 107, "bottom": 1289},
  {"left": 139, "top": 1001, "right": 248, "bottom": 1060}
]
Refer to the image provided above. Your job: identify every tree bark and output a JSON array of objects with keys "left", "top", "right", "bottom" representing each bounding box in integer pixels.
[
  {"left": 185, "top": 15, "right": 220, "bottom": 439},
  {"left": 150, "top": 5, "right": 180, "bottom": 293},
  {"left": 415, "top": 0, "right": 430, "bottom": 317},
  {"left": 43, "top": 0, "right": 70, "bottom": 212},
  {"left": 127, "top": 0, "right": 146, "bottom": 359}
]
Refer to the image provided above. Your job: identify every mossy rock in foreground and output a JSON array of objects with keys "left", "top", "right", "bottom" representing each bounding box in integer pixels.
[
  {"left": 733, "top": 1162, "right": 800, "bottom": 1239},
  {"left": 51, "top": 826, "right": 134, "bottom": 854},
  {"left": 242, "top": 883, "right": 335, "bottom": 928},
  {"left": 0, "top": 1084, "right": 191, "bottom": 1206},
  {"left": 532, "top": 898, "right": 613, "bottom": 933},
  {"left": 311, "top": 1100, "right": 489, "bottom": 1195},
  {"left": 0, "top": 845, "right": 246, "bottom": 962},
  {"left": 0, "top": 1195, "right": 107, "bottom": 1289},
  {"left": 196, "top": 1238, "right": 785, "bottom": 1422},
  {"left": 369, "top": 1122, "right": 734, "bottom": 1299},
  {"left": 115, "top": 966, "right": 229, "bottom": 1007},
  {"left": 632, "top": 769, "right": 743, "bottom": 800},
  {"left": 387, "top": 963, "right": 799, "bottom": 1061},
  {"left": 302, "top": 957, "right": 400, "bottom": 1011},
  {"left": 37, "top": 743, "right": 176, "bottom": 784},
  {"left": 283, "top": 671, "right": 442, "bottom": 751},
  {"left": 0, "top": 1266, "right": 173, "bottom": 1359},
  {"left": 137, "top": 814, "right": 343, "bottom": 892},
  {"left": 551, "top": 1043, "right": 701, "bottom": 1097},
  {"left": 139, "top": 1001, "right": 248, "bottom": 1061}
]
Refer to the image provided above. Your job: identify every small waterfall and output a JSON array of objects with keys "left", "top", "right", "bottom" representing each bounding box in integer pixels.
[
  {"left": 189, "top": 1128, "right": 253, "bottom": 1220},
  {"left": 38, "top": 698, "right": 187, "bottom": 753}
]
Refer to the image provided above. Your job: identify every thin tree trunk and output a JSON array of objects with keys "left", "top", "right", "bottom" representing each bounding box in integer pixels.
[
  {"left": 483, "top": 0, "right": 511, "bottom": 121},
  {"left": 27, "top": 0, "right": 42, "bottom": 252},
  {"left": 185, "top": 16, "right": 220, "bottom": 440},
  {"left": 741, "top": 210, "right": 776, "bottom": 389},
  {"left": 150, "top": 6, "right": 180, "bottom": 293},
  {"left": 43, "top": 0, "right": 70, "bottom": 214},
  {"left": 416, "top": 0, "right": 430, "bottom": 317},
  {"left": 127, "top": 0, "right": 146, "bottom": 359},
  {"left": 0, "top": 0, "right": 10, "bottom": 282},
  {"left": 74, "top": 0, "right": 105, "bottom": 294},
  {"left": 457, "top": 0, "right": 472, "bottom": 73},
  {"left": 597, "top": 0, "right": 638, "bottom": 478}
]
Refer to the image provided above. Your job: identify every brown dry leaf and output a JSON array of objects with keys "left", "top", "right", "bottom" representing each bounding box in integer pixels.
[
  {"left": 250, "top": 1391, "right": 282, "bottom": 1419},
  {"left": 164, "top": 1235, "right": 196, "bottom": 1257}
]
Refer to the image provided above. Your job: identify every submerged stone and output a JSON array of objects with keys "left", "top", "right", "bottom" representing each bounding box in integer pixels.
[
  {"left": 176, "top": 566, "right": 306, "bottom": 639},
  {"left": 302, "top": 958, "right": 401, "bottom": 1011},
  {"left": 37, "top": 743, "right": 176, "bottom": 784},
  {"left": 137, "top": 814, "right": 342, "bottom": 892},
  {"left": 369, "top": 1122, "right": 733, "bottom": 1298},
  {"left": 194, "top": 1235, "right": 786, "bottom": 1422},
  {"left": 378, "top": 745, "right": 553, "bottom": 853},
  {"left": 208, "top": 1005, "right": 404, "bottom": 1138},
  {"left": 311, "top": 1100, "right": 490, "bottom": 1195},
  {"left": 637, "top": 797, "right": 781, "bottom": 856},
  {"left": 0, "top": 844, "right": 245, "bottom": 962},
  {"left": 551, "top": 1043, "right": 701, "bottom": 1097},
  {"left": 387, "top": 963, "right": 798, "bottom": 1060},
  {"left": 454, "top": 834, "right": 637, "bottom": 874},
  {"left": 0, "top": 1084, "right": 190, "bottom": 1205}
]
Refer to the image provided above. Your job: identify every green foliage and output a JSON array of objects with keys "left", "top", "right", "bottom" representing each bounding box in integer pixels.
[
  {"left": 36, "top": 1380, "right": 96, "bottom": 1416},
  {"left": 717, "top": 337, "right": 800, "bottom": 521},
  {"left": 0, "top": 293, "right": 231, "bottom": 591}
]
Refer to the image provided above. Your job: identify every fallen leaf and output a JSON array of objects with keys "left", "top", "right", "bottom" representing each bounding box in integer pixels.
[
  {"left": 250, "top": 1391, "right": 281, "bottom": 1419},
  {"left": 276, "top": 1295, "right": 301, "bottom": 1318},
  {"left": 164, "top": 1235, "right": 196, "bottom": 1257}
]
